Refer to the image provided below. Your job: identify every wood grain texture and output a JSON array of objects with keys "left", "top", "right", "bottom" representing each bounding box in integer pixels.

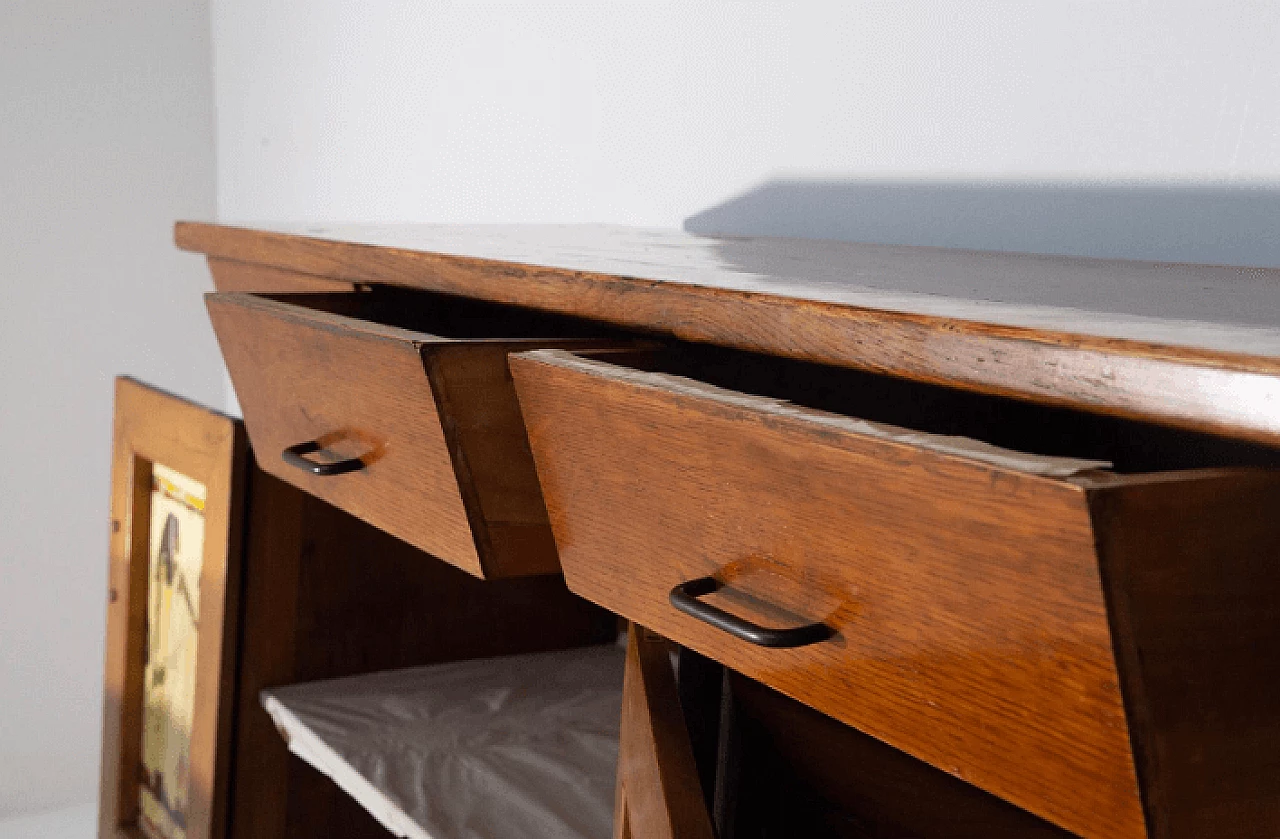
[
  {"left": 222, "top": 470, "right": 303, "bottom": 839},
  {"left": 207, "top": 290, "right": 616, "bottom": 577},
  {"left": 176, "top": 222, "right": 1280, "bottom": 446},
  {"left": 511, "top": 350, "right": 1145, "bottom": 838},
  {"left": 616, "top": 627, "right": 716, "bottom": 839},
  {"left": 207, "top": 291, "right": 483, "bottom": 574},
  {"left": 422, "top": 342, "right": 559, "bottom": 577},
  {"left": 1089, "top": 470, "right": 1280, "bottom": 839},
  {"left": 226, "top": 467, "right": 617, "bottom": 839},
  {"left": 206, "top": 257, "right": 356, "bottom": 293},
  {"left": 100, "top": 378, "right": 248, "bottom": 839}
]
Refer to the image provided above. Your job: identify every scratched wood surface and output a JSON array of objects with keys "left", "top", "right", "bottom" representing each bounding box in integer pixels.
[
  {"left": 176, "top": 222, "right": 1280, "bottom": 446},
  {"left": 1089, "top": 471, "right": 1280, "bottom": 839}
]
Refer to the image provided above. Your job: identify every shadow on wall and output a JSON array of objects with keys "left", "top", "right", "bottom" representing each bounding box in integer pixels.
[
  {"left": 684, "top": 180, "right": 1280, "bottom": 269},
  {"left": 680, "top": 180, "right": 1280, "bottom": 327}
]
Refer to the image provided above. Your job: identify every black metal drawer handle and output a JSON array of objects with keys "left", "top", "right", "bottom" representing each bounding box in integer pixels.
[
  {"left": 282, "top": 439, "right": 367, "bottom": 476},
  {"left": 669, "top": 576, "right": 833, "bottom": 648}
]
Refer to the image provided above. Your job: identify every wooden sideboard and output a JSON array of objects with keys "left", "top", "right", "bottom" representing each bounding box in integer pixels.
[{"left": 104, "top": 221, "right": 1280, "bottom": 839}]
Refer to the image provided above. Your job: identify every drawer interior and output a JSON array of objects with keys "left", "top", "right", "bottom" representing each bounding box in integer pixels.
[{"left": 577, "top": 343, "right": 1280, "bottom": 475}]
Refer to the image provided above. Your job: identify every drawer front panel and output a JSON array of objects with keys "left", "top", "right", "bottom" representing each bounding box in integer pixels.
[
  {"left": 511, "top": 350, "right": 1145, "bottom": 839},
  {"left": 209, "top": 293, "right": 485, "bottom": 575}
]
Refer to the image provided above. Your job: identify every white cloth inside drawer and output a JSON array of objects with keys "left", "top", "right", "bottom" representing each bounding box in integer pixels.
[{"left": 261, "top": 644, "right": 625, "bottom": 839}]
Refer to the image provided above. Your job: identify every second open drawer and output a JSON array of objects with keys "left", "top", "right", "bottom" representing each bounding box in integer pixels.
[
  {"left": 509, "top": 347, "right": 1280, "bottom": 839},
  {"left": 207, "top": 289, "right": 618, "bottom": 579}
]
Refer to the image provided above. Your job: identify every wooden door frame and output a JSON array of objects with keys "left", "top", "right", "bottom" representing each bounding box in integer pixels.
[{"left": 99, "top": 378, "right": 249, "bottom": 839}]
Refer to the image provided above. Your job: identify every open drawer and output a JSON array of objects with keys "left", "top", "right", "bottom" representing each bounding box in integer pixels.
[
  {"left": 207, "top": 288, "right": 621, "bottom": 579},
  {"left": 511, "top": 347, "right": 1280, "bottom": 839}
]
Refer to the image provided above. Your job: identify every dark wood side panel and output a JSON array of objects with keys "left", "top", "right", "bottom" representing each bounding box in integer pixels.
[
  {"left": 510, "top": 350, "right": 1144, "bottom": 839},
  {"left": 226, "top": 466, "right": 617, "bottom": 839},
  {"left": 1090, "top": 470, "right": 1280, "bottom": 839}
]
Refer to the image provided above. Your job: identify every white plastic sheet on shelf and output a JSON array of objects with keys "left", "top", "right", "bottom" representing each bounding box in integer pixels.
[{"left": 262, "top": 643, "right": 625, "bottom": 839}]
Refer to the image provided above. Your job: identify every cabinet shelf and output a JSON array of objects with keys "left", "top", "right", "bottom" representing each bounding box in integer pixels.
[{"left": 262, "top": 644, "right": 625, "bottom": 839}]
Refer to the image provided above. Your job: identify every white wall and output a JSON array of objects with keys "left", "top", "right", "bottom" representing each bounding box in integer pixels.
[
  {"left": 213, "top": 1, "right": 1280, "bottom": 263},
  {"left": 0, "top": 804, "right": 95, "bottom": 839},
  {"left": 0, "top": 0, "right": 220, "bottom": 820}
]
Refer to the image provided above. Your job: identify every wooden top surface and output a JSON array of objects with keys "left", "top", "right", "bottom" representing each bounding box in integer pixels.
[{"left": 176, "top": 222, "right": 1280, "bottom": 445}]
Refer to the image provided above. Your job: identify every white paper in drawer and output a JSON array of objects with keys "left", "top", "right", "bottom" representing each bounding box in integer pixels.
[{"left": 261, "top": 643, "right": 625, "bottom": 839}]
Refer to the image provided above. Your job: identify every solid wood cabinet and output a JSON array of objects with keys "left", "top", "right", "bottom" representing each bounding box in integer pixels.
[{"left": 96, "top": 221, "right": 1280, "bottom": 839}]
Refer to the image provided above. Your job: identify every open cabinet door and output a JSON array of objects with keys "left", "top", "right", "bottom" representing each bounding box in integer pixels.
[{"left": 615, "top": 625, "right": 716, "bottom": 839}]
